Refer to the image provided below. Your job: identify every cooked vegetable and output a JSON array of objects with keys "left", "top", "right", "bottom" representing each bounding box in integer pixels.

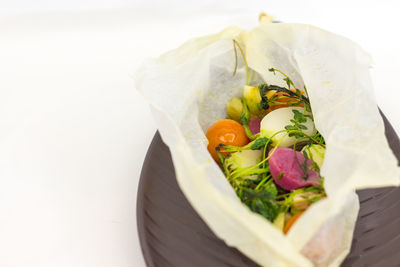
[
  {"left": 301, "top": 144, "right": 325, "bottom": 169},
  {"left": 268, "top": 148, "right": 321, "bottom": 191},
  {"left": 264, "top": 90, "right": 303, "bottom": 115},
  {"left": 260, "top": 107, "right": 314, "bottom": 147},
  {"left": 227, "top": 97, "right": 243, "bottom": 122},
  {"left": 206, "top": 66, "right": 327, "bottom": 232},
  {"left": 249, "top": 117, "right": 261, "bottom": 135},
  {"left": 292, "top": 191, "right": 322, "bottom": 211},
  {"left": 239, "top": 98, "right": 257, "bottom": 140},
  {"left": 243, "top": 85, "right": 263, "bottom": 117},
  {"left": 206, "top": 119, "right": 250, "bottom": 161},
  {"left": 225, "top": 149, "right": 262, "bottom": 180},
  {"left": 284, "top": 211, "right": 304, "bottom": 234}
]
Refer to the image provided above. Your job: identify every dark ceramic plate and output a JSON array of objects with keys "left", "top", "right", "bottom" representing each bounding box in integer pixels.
[{"left": 137, "top": 111, "right": 400, "bottom": 267}]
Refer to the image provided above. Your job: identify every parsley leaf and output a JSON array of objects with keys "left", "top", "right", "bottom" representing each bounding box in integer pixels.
[
  {"left": 250, "top": 199, "right": 279, "bottom": 222},
  {"left": 250, "top": 137, "right": 270, "bottom": 150}
]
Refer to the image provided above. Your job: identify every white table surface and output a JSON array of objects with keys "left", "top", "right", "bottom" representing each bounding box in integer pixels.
[{"left": 1, "top": 1, "right": 399, "bottom": 266}]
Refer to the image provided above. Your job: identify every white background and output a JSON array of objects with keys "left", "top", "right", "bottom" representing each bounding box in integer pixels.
[{"left": 0, "top": 1, "right": 399, "bottom": 267}]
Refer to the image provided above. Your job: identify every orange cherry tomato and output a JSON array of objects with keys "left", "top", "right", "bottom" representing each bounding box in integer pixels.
[
  {"left": 283, "top": 211, "right": 304, "bottom": 234},
  {"left": 265, "top": 90, "right": 304, "bottom": 115},
  {"left": 206, "top": 119, "right": 250, "bottom": 162}
]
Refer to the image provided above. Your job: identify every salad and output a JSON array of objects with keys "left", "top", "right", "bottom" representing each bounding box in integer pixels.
[{"left": 206, "top": 42, "right": 326, "bottom": 234}]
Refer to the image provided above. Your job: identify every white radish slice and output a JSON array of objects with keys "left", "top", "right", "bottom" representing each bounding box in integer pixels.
[{"left": 260, "top": 107, "right": 314, "bottom": 147}]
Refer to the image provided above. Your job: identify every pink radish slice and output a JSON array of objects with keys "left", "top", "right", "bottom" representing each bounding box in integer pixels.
[
  {"left": 268, "top": 148, "right": 321, "bottom": 191},
  {"left": 249, "top": 118, "right": 261, "bottom": 135}
]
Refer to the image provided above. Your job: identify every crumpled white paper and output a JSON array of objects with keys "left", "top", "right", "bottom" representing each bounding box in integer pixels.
[{"left": 134, "top": 23, "right": 400, "bottom": 266}]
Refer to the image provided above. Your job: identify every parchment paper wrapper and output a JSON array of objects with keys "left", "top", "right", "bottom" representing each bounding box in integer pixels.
[{"left": 134, "top": 23, "right": 400, "bottom": 266}]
